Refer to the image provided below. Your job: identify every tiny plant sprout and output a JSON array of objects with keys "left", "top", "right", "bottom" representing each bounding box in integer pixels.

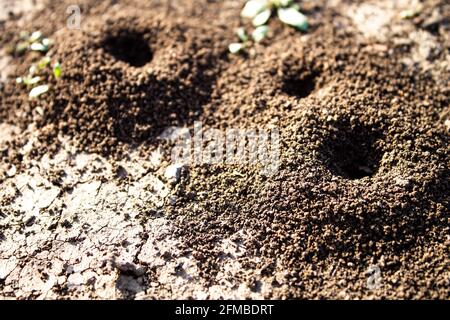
[
  {"left": 30, "top": 42, "right": 48, "bottom": 52},
  {"left": 29, "top": 84, "right": 49, "bottom": 99},
  {"left": 253, "top": 8, "right": 272, "bottom": 26},
  {"left": 38, "top": 56, "right": 51, "bottom": 70},
  {"left": 236, "top": 27, "right": 249, "bottom": 42},
  {"left": 14, "top": 30, "right": 59, "bottom": 99},
  {"left": 19, "top": 31, "right": 30, "bottom": 40},
  {"left": 241, "top": 0, "right": 270, "bottom": 18},
  {"left": 277, "top": 7, "right": 308, "bottom": 31},
  {"left": 15, "top": 42, "right": 29, "bottom": 54},
  {"left": 229, "top": 42, "right": 245, "bottom": 54},
  {"left": 53, "top": 62, "right": 62, "bottom": 79},
  {"left": 41, "top": 38, "right": 53, "bottom": 47},
  {"left": 29, "top": 31, "right": 43, "bottom": 42},
  {"left": 233, "top": 0, "right": 309, "bottom": 53},
  {"left": 24, "top": 76, "right": 42, "bottom": 86},
  {"left": 29, "top": 65, "right": 37, "bottom": 75},
  {"left": 15, "top": 30, "right": 52, "bottom": 54},
  {"left": 252, "top": 25, "right": 269, "bottom": 42}
]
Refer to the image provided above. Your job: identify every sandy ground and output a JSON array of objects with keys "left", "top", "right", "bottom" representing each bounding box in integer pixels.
[{"left": 0, "top": 0, "right": 449, "bottom": 299}]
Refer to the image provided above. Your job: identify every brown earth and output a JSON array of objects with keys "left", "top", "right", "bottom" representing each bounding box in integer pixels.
[{"left": 0, "top": 0, "right": 449, "bottom": 299}]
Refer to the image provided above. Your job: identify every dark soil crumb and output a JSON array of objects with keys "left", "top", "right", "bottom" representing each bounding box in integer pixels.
[{"left": 0, "top": 0, "right": 449, "bottom": 299}]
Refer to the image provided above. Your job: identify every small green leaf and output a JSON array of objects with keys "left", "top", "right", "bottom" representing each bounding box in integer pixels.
[
  {"left": 15, "top": 41, "right": 29, "bottom": 54},
  {"left": 23, "top": 76, "right": 41, "bottom": 86},
  {"left": 30, "top": 42, "right": 48, "bottom": 52},
  {"left": 29, "top": 84, "right": 49, "bottom": 98},
  {"left": 280, "top": 0, "right": 293, "bottom": 7},
  {"left": 236, "top": 27, "right": 248, "bottom": 42},
  {"left": 277, "top": 7, "right": 308, "bottom": 31},
  {"left": 38, "top": 56, "right": 51, "bottom": 69},
  {"left": 252, "top": 25, "right": 269, "bottom": 42},
  {"left": 29, "top": 65, "right": 37, "bottom": 75},
  {"left": 42, "top": 38, "right": 54, "bottom": 47},
  {"left": 19, "top": 31, "right": 30, "bottom": 40},
  {"left": 252, "top": 8, "right": 272, "bottom": 27},
  {"left": 241, "top": 0, "right": 269, "bottom": 19},
  {"left": 53, "top": 62, "right": 62, "bottom": 79},
  {"left": 29, "top": 31, "right": 42, "bottom": 42},
  {"left": 229, "top": 43, "right": 245, "bottom": 54}
]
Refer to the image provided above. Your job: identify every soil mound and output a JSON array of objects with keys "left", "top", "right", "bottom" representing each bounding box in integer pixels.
[{"left": 1, "top": 11, "right": 228, "bottom": 156}]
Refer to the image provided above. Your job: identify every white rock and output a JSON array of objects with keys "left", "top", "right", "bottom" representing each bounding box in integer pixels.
[
  {"left": 164, "top": 164, "right": 184, "bottom": 183},
  {"left": 6, "top": 165, "right": 16, "bottom": 177},
  {"left": 0, "top": 257, "right": 17, "bottom": 280}
]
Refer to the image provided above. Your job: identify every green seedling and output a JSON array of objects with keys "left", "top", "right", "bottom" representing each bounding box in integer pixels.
[
  {"left": 14, "top": 31, "right": 62, "bottom": 99},
  {"left": 252, "top": 25, "right": 269, "bottom": 42},
  {"left": 53, "top": 62, "right": 62, "bottom": 79},
  {"left": 38, "top": 56, "right": 51, "bottom": 70},
  {"left": 29, "top": 84, "right": 49, "bottom": 99},
  {"left": 252, "top": 9, "right": 271, "bottom": 26},
  {"left": 23, "top": 76, "right": 42, "bottom": 86},
  {"left": 277, "top": 6, "right": 308, "bottom": 31},
  {"left": 14, "top": 30, "right": 53, "bottom": 54},
  {"left": 236, "top": 27, "right": 249, "bottom": 42},
  {"left": 229, "top": 0, "right": 308, "bottom": 54},
  {"left": 229, "top": 42, "right": 246, "bottom": 54}
]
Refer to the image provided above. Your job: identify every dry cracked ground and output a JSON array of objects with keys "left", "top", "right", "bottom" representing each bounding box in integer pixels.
[{"left": 0, "top": 0, "right": 449, "bottom": 299}]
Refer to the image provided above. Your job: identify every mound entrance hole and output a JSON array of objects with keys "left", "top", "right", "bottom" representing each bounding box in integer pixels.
[
  {"left": 282, "top": 72, "right": 317, "bottom": 99},
  {"left": 102, "top": 30, "right": 153, "bottom": 67},
  {"left": 319, "top": 123, "right": 384, "bottom": 180}
]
